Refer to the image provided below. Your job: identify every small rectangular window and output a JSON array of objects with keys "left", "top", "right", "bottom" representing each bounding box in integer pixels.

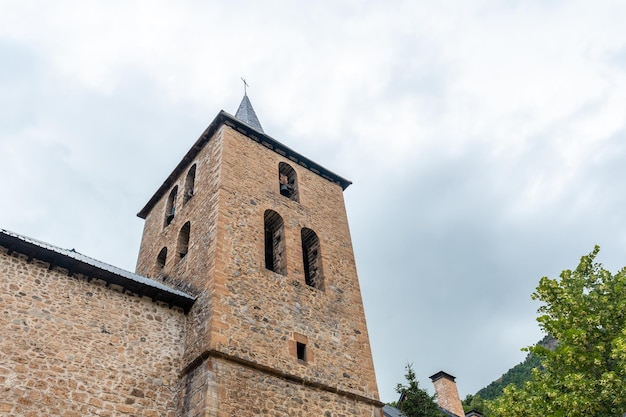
[{"left": 296, "top": 342, "right": 306, "bottom": 361}]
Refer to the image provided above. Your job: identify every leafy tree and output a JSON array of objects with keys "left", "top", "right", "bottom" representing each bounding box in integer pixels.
[
  {"left": 490, "top": 246, "right": 626, "bottom": 416},
  {"left": 462, "top": 394, "right": 490, "bottom": 416},
  {"left": 395, "top": 363, "right": 442, "bottom": 417}
]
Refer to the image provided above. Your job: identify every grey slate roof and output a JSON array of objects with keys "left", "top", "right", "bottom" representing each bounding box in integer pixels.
[
  {"left": 440, "top": 407, "right": 462, "bottom": 417},
  {"left": 429, "top": 371, "right": 457, "bottom": 383},
  {"left": 0, "top": 228, "right": 195, "bottom": 313},
  {"left": 382, "top": 404, "right": 405, "bottom": 417},
  {"left": 235, "top": 94, "right": 264, "bottom": 133},
  {"left": 383, "top": 404, "right": 463, "bottom": 417}
]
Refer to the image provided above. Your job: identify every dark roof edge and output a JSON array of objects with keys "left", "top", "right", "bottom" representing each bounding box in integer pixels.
[
  {"left": 429, "top": 370, "right": 457, "bottom": 382},
  {"left": 439, "top": 407, "right": 462, "bottom": 417},
  {"left": 137, "top": 110, "right": 352, "bottom": 219},
  {"left": 382, "top": 404, "right": 405, "bottom": 417},
  {"left": 0, "top": 229, "right": 196, "bottom": 313}
]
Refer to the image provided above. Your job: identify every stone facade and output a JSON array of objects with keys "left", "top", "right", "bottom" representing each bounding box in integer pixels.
[
  {"left": 186, "top": 357, "right": 381, "bottom": 417},
  {"left": 136, "top": 107, "right": 382, "bottom": 415},
  {"left": 0, "top": 250, "right": 187, "bottom": 417},
  {"left": 1, "top": 97, "right": 383, "bottom": 416}
]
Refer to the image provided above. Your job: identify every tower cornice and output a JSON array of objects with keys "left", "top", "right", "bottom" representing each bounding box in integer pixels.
[{"left": 138, "top": 110, "right": 352, "bottom": 219}]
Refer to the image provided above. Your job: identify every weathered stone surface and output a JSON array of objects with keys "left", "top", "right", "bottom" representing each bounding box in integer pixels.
[
  {"left": 0, "top": 250, "right": 186, "bottom": 416},
  {"left": 196, "top": 356, "right": 382, "bottom": 417},
  {"left": 136, "top": 121, "right": 382, "bottom": 415},
  {"left": 2, "top": 109, "right": 382, "bottom": 416}
]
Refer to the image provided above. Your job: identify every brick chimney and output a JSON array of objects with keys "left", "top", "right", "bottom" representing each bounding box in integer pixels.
[{"left": 429, "top": 371, "right": 464, "bottom": 417}]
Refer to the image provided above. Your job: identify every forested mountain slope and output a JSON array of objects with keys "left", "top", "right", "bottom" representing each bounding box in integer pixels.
[{"left": 475, "top": 335, "right": 556, "bottom": 400}]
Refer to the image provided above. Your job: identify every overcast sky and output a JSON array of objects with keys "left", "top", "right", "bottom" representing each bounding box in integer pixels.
[{"left": 2, "top": 0, "right": 626, "bottom": 403}]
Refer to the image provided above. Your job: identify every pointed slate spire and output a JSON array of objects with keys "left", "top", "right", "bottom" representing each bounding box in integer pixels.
[{"left": 235, "top": 94, "right": 264, "bottom": 133}]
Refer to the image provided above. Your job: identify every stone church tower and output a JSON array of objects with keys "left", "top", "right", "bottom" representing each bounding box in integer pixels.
[{"left": 135, "top": 94, "right": 383, "bottom": 416}]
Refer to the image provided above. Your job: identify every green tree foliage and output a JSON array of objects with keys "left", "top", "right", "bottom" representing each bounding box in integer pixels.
[
  {"left": 395, "top": 364, "right": 442, "bottom": 417},
  {"left": 462, "top": 394, "right": 491, "bottom": 416},
  {"left": 490, "top": 246, "right": 626, "bottom": 416}
]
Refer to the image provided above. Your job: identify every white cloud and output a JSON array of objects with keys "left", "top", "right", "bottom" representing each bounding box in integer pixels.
[{"left": 3, "top": 0, "right": 626, "bottom": 402}]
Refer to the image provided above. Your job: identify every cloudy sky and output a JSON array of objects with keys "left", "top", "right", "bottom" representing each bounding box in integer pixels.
[{"left": 3, "top": 0, "right": 626, "bottom": 403}]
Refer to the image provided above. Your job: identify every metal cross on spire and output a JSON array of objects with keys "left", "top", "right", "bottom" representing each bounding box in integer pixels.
[{"left": 241, "top": 77, "right": 249, "bottom": 95}]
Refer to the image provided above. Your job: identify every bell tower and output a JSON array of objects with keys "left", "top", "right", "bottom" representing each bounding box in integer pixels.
[{"left": 135, "top": 94, "right": 383, "bottom": 416}]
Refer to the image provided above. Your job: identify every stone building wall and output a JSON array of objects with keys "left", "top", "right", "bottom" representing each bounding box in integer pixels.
[
  {"left": 135, "top": 125, "right": 223, "bottom": 291},
  {"left": 208, "top": 126, "right": 380, "bottom": 399},
  {"left": 0, "top": 248, "right": 187, "bottom": 417},
  {"left": 135, "top": 126, "right": 224, "bottom": 366},
  {"left": 2, "top": 101, "right": 383, "bottom": 416},
  {"left": 132, "top": 113, "right": 382, "bottom": 415},
  {"left": 183, "top": 356, "right": 382, "bottom": 417}
]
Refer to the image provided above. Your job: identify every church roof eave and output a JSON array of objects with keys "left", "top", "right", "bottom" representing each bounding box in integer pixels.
[
  {"left": 0, "top": 229, "right": 196, "bottom": 313},
  {"left": 137, "top": 110, "right": 352, "bottom": 219}
]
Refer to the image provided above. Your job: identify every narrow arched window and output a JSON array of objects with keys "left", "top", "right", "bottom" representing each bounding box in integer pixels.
[
  {"left": 156, "top": 247, "right": 167, "bottom": 271},
  {"left": 184, "top": 164, "right": 196, "bottom": 204},
  {"left": 302, "top": 228, "right": 323, "bottom": 290},
  {"left": 264, "top": 210, "right": 286, "bottom": 275},
  {"left": 165, "top": 186, "right": 178, "bottom": 226},
  {"left": 279, "top": 162, "right": 299, "bottom": 202},
  {"left": 177, "top": 222, "right": 190, "bottom": 259}
]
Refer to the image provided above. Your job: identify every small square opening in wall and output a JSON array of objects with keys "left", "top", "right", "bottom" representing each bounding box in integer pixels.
[{"left": 296, "top": 342, "right": 306, "bottom": 362}]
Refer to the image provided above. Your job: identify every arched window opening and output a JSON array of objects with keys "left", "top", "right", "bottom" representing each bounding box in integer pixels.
[
  {"left": 279, "top": 162, "right": 299, "bottom": 202},
  {"left": 177, "top": 222, "right": 191, "bottom": 259},
  {"left": 156, "top": 247, "right": 167, "bottom": 272},
  {"left": 301, "top": 228, "right": 323, "bottom": 290},
  {"left": 165, "top": 186, "right": 178, "bottom": 226},
  {"left": 184, "top": 164, "right": 196, "bottom": 204},
  {"left": 264, "top": 210, "right": 286, "bottom": 275}
]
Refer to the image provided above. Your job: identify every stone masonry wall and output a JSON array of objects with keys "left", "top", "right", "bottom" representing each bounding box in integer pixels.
[
  {"left": 189, "top": 356, "right": 383, "bottom": 417},
  {"left": 210, "top": 126, "right": 380, "bottom": 400},
  {"left": 178, "top": 357, "right": 213, "bottom": 417},
  {"left": 133, "top": 120, "right": 382, "bottom": 414},
  {"left": 135, "top": 127, "right": 224, "bottom": 367},
  {"left": 0, "top": 248, "right": 187, "bottom": 417}
]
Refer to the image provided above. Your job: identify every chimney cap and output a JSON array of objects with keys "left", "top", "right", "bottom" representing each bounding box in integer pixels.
[{"left": 429, "top": 371, "right": 457, "bottom": 382}]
